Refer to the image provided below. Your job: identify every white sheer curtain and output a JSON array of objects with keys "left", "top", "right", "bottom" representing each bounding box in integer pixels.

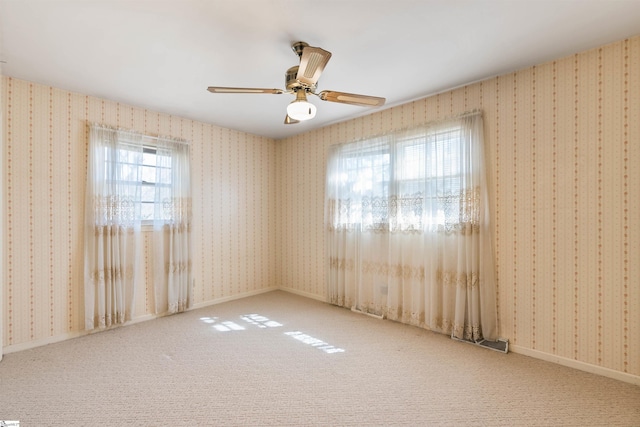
[
  {"left": 153, "top": 138, "right": 192, "bottom": 315},
  {"left": 326, "top": 111, "right": 497, "bottom": 341},
  {"left": 84, "top": 124, "right": 143, "bottom": 330}
]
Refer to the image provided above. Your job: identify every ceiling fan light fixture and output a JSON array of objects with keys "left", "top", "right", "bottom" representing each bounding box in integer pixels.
[{"left": 286, "top": 91, "right": 317, "bottom": 121}]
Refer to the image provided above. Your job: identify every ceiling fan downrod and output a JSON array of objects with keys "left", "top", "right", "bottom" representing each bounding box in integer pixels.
[{"left": 291, "top": 41, "right": 309, "bottom": 58}]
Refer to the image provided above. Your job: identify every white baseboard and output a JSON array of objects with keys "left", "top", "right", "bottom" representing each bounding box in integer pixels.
[
  {"left": 510, "top": 344, "right": 640, "bottom": 386},
  {"left": 3, "top": 313, "right": 159, "bottom": 355},
  {"left": 190, "top": 286, "right": 280, "bottom": 310},
  {"left": 4, "top": 331, "right": 86, "bottom": 355},
  {"left": 3, "top": 288, "right": 281, "bottom": 355},
  {"left": 278, "top": 287, "right": 326, "bottom": 302}
]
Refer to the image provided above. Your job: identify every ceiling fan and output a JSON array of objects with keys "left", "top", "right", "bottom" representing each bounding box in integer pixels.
[{"left": 207, "top": 41, "right": 386, "bottom": 125}]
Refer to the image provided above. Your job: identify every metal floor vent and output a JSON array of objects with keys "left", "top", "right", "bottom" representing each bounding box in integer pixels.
[
  {"left": 452, "top": 336, "right": 509, "bottom": 354},
  {"left": 477, "top": 338, "right": 509, "bottom": 353}
]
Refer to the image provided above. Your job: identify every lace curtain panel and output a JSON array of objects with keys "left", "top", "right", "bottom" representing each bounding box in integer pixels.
[
  {"left": 84, "top": 125, "right": 143, "bottom": 330},
  {"left": 84, "top": 124, "right": 193, "bottom": 330},
  {"left": 325, "top": 112, "right": 498, "bottom": 341},
  {"left": 153, "top": 138, "right": 193, "bottom": 315}
]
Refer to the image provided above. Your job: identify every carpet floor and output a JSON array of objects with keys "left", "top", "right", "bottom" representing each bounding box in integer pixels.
[{"left": 0, "top": 290, "right": 638, "bottom": 426}]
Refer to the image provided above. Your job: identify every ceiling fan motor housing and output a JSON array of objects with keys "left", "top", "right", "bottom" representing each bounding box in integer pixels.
[{"left": 286, "top": 65, "right": 313, "bottom": 92}]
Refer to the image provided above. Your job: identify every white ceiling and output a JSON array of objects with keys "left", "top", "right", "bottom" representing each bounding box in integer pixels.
[{"left": 2, "top": 0, "right": 640, "bottom": 140}]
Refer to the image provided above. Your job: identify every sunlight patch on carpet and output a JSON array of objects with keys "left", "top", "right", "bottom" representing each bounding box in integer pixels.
[
  {"left": 198, "top": 315, "right": 344, "bottom": 353},
  {"left": 284, "top": 331, "right": 345, "bottom": 354},
  {"left": 199, "top": 314, "right": 283, "bottom": 332},
  {"left": 241, "top": 314, "right": 283, "bottom": 328}
]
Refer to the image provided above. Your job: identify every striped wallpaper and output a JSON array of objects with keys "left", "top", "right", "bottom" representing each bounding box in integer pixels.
[
  {"left": 1, "top": 78, "right": 278, "bottom": 349},
  {"left": 277, "top": 36, "right": 640, "bottom": 379},
  {"left": 2, "top": 35, "right": 638, "bottom": 382}
]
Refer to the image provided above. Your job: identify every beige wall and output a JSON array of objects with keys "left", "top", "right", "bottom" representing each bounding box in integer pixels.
[
  {"left": 2, "top": 35, "right": 639, "bottom": 382},
  {"left": 277, "top": 36, "right": 640, "bottom": 379},
  {"left": 1, "top": 78, "right": 278, "bottom": 349}
]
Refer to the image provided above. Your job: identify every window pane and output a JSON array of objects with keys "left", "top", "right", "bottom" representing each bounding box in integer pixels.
[
  {"left": 345, "top": 151, "right": 389, "bottom": 195},
  {"left": 398, "top": 143, "right": 424, "bottom": 180},
  {"left": 141, "top": 185, "right": 155, "bottom": 203},
  {"left": 156, "top": 186, "right": 171, "bottom": 204},
  {"left": 140, "top": 202, "right": 155, "bottom": 221},
  {"left": 156, "top": 166, "right": 171, "bottom": 184},
  {"left": 119, "top": 163, "right": 139, "bottom": 183},
  {"left": 141, "top": 165, "right": 156, "bottom": 183},
  {"left": 156, "top": 153, "right": 171, "bottom": 167},
  {"left": 119, "top": 148, "right": 137, "bottom": 164},
  {"left": 142, "top": 151, "right": 156, "bottom": 166}
]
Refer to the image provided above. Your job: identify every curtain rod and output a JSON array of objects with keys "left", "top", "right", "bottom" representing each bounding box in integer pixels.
[
  {"left": 456, "top": 108, "right": 482, "bottom": 119},
  {"left": 334, "top": 109, "right": 482, "bottom": 146},
  {"left": 89, "top": 122, "right": 190, "bottom": 145}
]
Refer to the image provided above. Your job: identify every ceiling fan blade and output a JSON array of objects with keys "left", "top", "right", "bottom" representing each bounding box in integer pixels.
[
  {"left": 318, "top": 90, "right": 385, "bottom": 107},
  {"left": 284, "top": 115, "right": 300, "bottom": 125},
  {"left": 207, "top": 87, "right": 284, "bottom": 94},
  {"left": 296, "top": 46, "right": 332, "bottom": 86}
]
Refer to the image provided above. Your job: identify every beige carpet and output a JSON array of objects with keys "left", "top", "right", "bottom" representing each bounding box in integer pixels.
[{"left": 1, "top": 290, "right": 638, "bottom": 426}]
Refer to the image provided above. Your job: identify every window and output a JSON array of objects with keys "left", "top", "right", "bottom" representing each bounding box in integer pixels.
[
  {"left": 327, "top": 124, "right": 465, "bottom": 232},
  {"left": 99, "top": 139, "right": 172, "bottom": 224},
  {"left": 325, "top": 112, "right": 497, "bottom": 342}
]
